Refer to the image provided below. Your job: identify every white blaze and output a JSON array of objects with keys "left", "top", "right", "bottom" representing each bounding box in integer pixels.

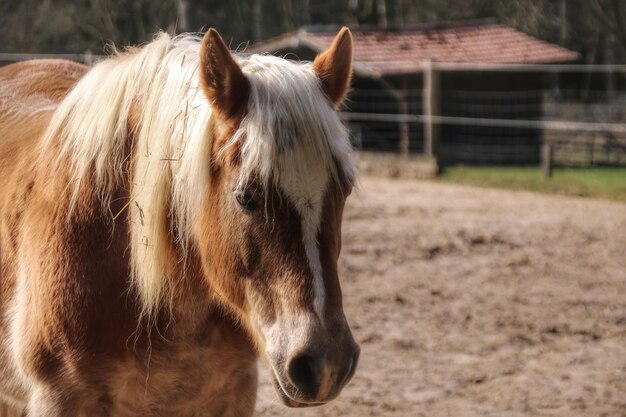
[
  {"left": 278, "top": 155, "right": 329, "bottom": 318},
  {"left": 231, "top": 53, "right": 356, "bottom": 319}
]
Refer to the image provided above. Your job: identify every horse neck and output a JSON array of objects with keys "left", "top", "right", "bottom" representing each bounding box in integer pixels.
[{"left": 142, "top": 232, "right": 238, "bottom": 340}]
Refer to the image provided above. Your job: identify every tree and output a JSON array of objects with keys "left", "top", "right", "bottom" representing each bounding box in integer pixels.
[{"left": 0, "top": 0, "right": 622, "bottom": 65}]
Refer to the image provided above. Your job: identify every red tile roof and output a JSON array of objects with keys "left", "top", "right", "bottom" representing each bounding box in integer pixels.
[{"left": 249, "top": 22, "right": 580, "bottom": 76}]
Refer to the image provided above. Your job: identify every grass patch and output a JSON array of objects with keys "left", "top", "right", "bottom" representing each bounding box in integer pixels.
[{"left": 441, "top": 166, "right": 626, "bottom": 202}]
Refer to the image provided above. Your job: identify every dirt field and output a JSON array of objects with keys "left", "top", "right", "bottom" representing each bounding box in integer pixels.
[{"left": 255, "top": 176, "right": 626, "bottom": 417}]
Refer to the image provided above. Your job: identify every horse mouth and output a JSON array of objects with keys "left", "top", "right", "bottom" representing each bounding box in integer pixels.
[{"left": 270, "top": 374, "right": 328, "bottom": 408}]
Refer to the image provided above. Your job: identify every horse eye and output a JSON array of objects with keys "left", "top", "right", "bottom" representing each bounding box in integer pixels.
[{"left": 234, "top": 189, "right": 258, "bottom": 212}]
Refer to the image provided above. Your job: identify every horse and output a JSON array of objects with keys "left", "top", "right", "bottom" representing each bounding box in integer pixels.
[{"left": 0, "top": 27, "right": 359, "bottom": 416}]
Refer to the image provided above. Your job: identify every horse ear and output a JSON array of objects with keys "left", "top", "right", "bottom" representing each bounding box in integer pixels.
[
  {"left": 313, "top": 27, "right": 353, "bottom": 108},
  {"left": 200, "top": 28, "right": 249, "bottom": 120}
]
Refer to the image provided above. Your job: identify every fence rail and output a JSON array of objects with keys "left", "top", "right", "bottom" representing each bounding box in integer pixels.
[
  {"left": 344, "top": 62, "right": 626, "bottom": 168},
  {"left": 1, "top": 54, "right": 625, "bottom": 168},
  {"left": 344, "top": 109, "right": 626, "bottom": 167},
  {"left": 343, "top": 112, "right": 626, "bottom": 134}
]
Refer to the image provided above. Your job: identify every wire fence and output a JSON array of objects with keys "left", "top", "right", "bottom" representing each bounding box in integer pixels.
[
  {"left": 2, "top": 55, "right": 626, "bottom": 168},
  {"left": 343, "top": 65, "right": 626, "bottom": 168},
  {"left": 346, "top": 87, "right": 424, "bottom": 153}
]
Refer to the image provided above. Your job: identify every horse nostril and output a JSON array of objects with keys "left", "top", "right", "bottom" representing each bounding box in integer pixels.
[{"left": 287, "top": 353, "right": 322, "bottom": 396}]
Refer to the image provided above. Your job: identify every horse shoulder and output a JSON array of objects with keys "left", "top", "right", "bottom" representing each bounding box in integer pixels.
[{"left": 0, "top": 59, "right": 101, "bottom": 395}]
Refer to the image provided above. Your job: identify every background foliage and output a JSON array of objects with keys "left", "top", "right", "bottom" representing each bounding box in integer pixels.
[{"left": 0, "top": 0, "right": 624, "bottom": 64}]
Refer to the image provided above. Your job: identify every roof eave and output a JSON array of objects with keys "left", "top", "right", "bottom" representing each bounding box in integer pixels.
[
  {"left": 246, "top": 32, "right": 383, "bottom": 79},
  {"left": 247, "top": 30, "right": 323, "bottom": 54}
]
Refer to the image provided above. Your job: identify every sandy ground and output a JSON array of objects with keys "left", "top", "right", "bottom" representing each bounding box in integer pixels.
[{"left": 255, "top": 176, "right": 626, "bottom": 417}]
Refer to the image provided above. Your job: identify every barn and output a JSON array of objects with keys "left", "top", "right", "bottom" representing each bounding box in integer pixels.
[{"left": 249, "top": 19, "right": 580, "bottom": 166}]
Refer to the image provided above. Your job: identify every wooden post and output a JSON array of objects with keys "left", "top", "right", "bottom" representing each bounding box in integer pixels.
[
  {"left": 380, "top": 79, "right": 410, "bottom": 157},
  {"left": 398, "top": 98, "right": 410, "bottom": 156},
  {"left": 423, "top": 60, "right": 440, "bottom": 160},
  {"left": 83, "top": 49, "right": 93, "bottom": 66},
  {"left": 398, "top": 77, "right": 410, "bottom": 156},
  {"left": 177, "top": 0, "right": 190, "bottom": 33},
  {"left": 542, "top": 143, "right": 553, "bottom": 178}
]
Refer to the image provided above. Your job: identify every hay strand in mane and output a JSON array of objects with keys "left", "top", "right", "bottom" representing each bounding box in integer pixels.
[{"left": 41, "top": 32, "right": 355, "bottom": 319}]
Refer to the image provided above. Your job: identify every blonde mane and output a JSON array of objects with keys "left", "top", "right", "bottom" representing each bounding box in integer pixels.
[{"left": 41, "top": 32, "right": 355, "bottom": 318}]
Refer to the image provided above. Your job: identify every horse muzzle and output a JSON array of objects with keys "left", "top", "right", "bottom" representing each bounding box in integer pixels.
[{"left": 268, "top": 339, "right": 360, "bottom": 407}]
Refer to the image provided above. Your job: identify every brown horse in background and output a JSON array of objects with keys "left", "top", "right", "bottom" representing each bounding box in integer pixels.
[{"left": 0, "top": 27, "right": 358, "bottom": 416}]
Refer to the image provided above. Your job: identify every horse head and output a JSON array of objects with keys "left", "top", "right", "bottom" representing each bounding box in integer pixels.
[{"left": 195, "top": 28, "right": 359, "bottom": 407}]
